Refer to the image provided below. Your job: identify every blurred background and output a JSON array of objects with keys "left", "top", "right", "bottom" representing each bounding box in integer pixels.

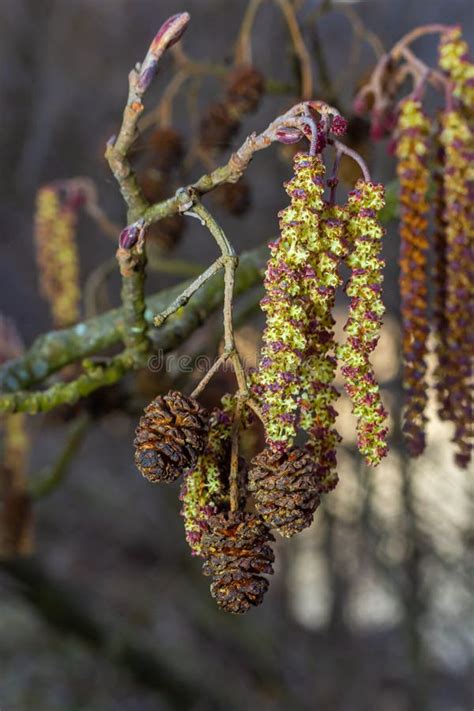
[{"left": 0, "top": 1, "right": 473, "bottom": 709}]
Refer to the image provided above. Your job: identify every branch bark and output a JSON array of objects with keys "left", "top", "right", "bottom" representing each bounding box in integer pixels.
[{"left": 0, "top": 246, "right": 267, "bottom": 411}]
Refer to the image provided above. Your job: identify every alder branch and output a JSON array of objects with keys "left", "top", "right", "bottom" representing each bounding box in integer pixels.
[
  {"left": 0, "top": 13, "right": 398, "bottom": 416},
  {"left": 0, "top": 247, "right": 267, "bottom": 412}
]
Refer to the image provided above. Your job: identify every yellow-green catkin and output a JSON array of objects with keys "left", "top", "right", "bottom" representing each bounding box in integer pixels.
[
  {"left": 299, "top": 202, "right": 347, "bottom": 491},
  {"left": 253, "top": 152, "right": 326, "bottom": 452},
  {"left": 338, "top": 180, "right": 388, "bottom": 466},
  {"left": 439, "top": 27, "right": 474, "bottom": 112},
  {"left": 34, "top": 186, "right": 81, "bottom": 328},
  {"left": 180, "top": 408, "right": 231, "bottom": 556},
  {"left": 0, "top": 413, "right": 33, "bottom": 558}
]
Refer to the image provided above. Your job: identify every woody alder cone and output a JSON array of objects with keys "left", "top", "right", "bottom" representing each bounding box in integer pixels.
[
  {"left": 249, "top": 447, "right": 321, "bottom": 537},
  {"left": 201, "top": 512, "right": 275, "bottom": 614},
  {"left": 225, "top": 65, "right": 265, "bottom": 114},
  {"left": 134, "top": 391, "right": 209, "bottom": 483}
]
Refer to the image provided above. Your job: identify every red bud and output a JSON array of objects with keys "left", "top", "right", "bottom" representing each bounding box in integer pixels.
[
  {"left": 119, "top": 223, "right": 140, "bottom": 249},
  {"left": 275, "top": 127, "right": 303, "bottom": 145}
]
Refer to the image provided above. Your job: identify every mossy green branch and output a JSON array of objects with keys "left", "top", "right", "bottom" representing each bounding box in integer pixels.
[{"left": 0, "top": 246, "right": 267, "bottom": 414}]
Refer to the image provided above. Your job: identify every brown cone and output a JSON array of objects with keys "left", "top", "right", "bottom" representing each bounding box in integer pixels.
[
  {"left": 212, "top": 180, "right": 251, "bottom": 216},
  {"left": 199, "top": 102, "right": 240, "bottom": 152},
  {"left": 147, "top": 128, "right": 184, "bottom": 172},
  {"left": 226, "top": 65, "right": 265, "bottom": 115},
  {"left": 134, "top": 391, "right": 209, "bottom": 483},
  {"left": 248, "top": 447, "right": 321, "bottom": 537},
  {"left": 201, "top": 511, "right": 274, "bottom": 614}
]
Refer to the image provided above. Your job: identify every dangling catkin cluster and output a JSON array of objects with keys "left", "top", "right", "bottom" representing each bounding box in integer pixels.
[
  {"left": 395, "top": 98, "right": 431, "bottom": 457},
  {"left": 253, "top": 152, "right": 388, "bottom": 478},
  {"left": 134, "top": 119, "right": 391, "bottom": 607},
  {"left": 355, "top": 24, "right": 474, "bottom": 468},
  {"left": 34, "top": 186, "right": 81, "bottom": 328}
]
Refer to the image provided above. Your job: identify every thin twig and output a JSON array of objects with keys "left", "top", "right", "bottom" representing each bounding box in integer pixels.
[
  {"left": 153, "top": 256, "right": 225, "bottom": 327},
  {"left": 143, "top": 101, "right": 337, "bottom": 228},
  {"left": 274, "top": 0, "right": 313, "bottom": 99},
  {"left": 83, "top": 257, "right": 117, "bottom": 318},
  {"left": 339, "top": 5, "right": 385, "bottom": 61},
  {"left": 190, "top": 352, "right": 229, "bottom": 399},
  {"left": 246, "top": 397, "right": 265, "bottom": 425},
  {"left": 229, "top": 396, "right": 244, "bottom": 512},
  {"left": 354, "top": 23, "right": 455, "bottom": 114},
  {"left": 390, "top": 24, "right": 454, "bottom": 60},
  {"left": 0, "top": 246, "right": 268, "bottom": 396},
  {"left": 105, "top": 13, "right": 190, "bottom": 218},
  {"left": 235, "top": 0, "right": 265, "bottom": 65},
  {"left": 332, "top": 140, "right": 371, "bottom": 182},
  {"left": 29, "top": 414, "right": 90, "bottom": 499}
]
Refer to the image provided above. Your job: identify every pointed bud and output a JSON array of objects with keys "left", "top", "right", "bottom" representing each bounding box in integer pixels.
[
  {"left": 137, "top": 13, "right": 191, "bottom": 93},
  {"left": 275, "top": 127, "right": 303, "bottom": 145},
  {"left": 119, "top": 223, "right": 140, "bottom": 249},
  {"left": 149, "top": 12, "right": 190, "bottom": 54}
]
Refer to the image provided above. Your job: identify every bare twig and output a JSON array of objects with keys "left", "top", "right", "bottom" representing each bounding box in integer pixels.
[
  {"left": 106, "top": 14, "right": 192, "bottom": 360},
  {"left": 229, "top": 396, "right": 244, "bottom": 512},
  {"left": 153, "top": 256, "right": 225, "bottom": 327},
  {"left": 143, "top": 101, "right": 340, "bottom": 228},
  {"left": 274, "top": 0, "right": 313, "bottom": 99},
  {"left": 105, "top": 13, "right": 190, "bottom": 218},
  {"left": 354, "top": 23, "right": 455, "bottom": 114},
  {"left": 332, "top": 139, "right": 371, "bottom": 182},
  {"left": 190, "top": 352, "right": 228, "bottom": 399},
  {"left": 235, "top": 0, "right": 265, "bottom": 65},
  {"left": 0, "top": 246, "right": 268, "bottom": 396},
  {"left": 29, "top": 414, "right": 90, "bottom": 499}
]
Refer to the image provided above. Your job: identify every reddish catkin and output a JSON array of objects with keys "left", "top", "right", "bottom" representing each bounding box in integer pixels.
[
  {"left": 438, "top": 110, "right": 474, "bottom": 469},
  {"left": 395, "top": 98, "right": 431, "bottom": 457},
  {"left": 338, "top": 180, "right": 388, "bottom": 467},
  {"left": 432, "top": 135, "right": 450, "bottom": 420},
  {"left": 34, "top": 187, "right": 81, "bottom": 328}
]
